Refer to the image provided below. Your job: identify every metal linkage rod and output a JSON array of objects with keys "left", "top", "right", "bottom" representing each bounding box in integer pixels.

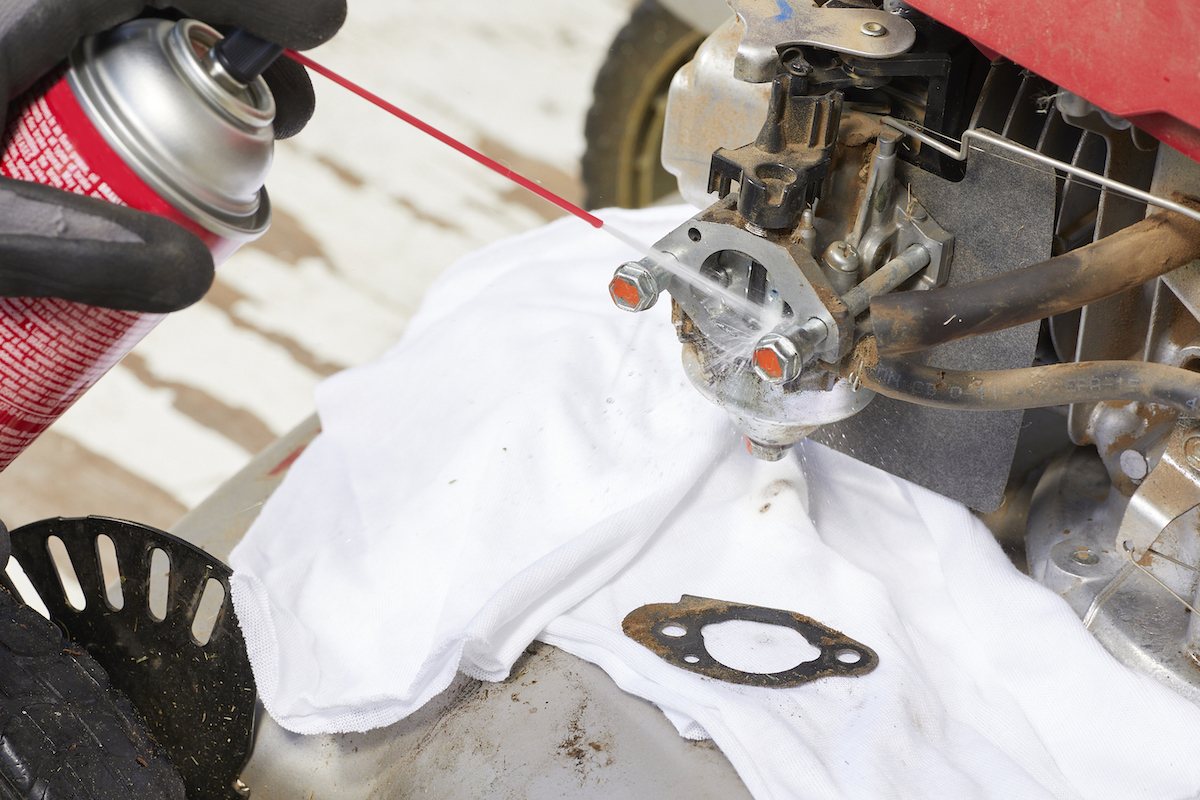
[
  {"left": 840, "top": 243, "right": 930, "bottom": 317},
  {"left": 880, "top": 116, "right": 1200, "bottom": 225}
]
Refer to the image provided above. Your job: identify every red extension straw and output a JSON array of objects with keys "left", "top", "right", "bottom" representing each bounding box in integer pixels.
[{"left": 286, "top": 50, "right": 605, "bottom": 229}]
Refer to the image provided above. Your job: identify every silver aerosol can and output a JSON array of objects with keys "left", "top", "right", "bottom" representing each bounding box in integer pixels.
[{"left": 0, "top": 18, "right": 274, "bottom": 469}]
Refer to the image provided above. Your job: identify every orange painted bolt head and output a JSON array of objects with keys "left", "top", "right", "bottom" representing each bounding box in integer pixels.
[
  {"left": 609, "top": 262, "right": 660, "bottom": 312},
  {"left": 753, "top": 348, "right": 784, "bottom": 380},
  {"left": 752, "top": 332, "right": 802, "bottom": 384},
  {"left": 609, "top": 276, "right": 642, "bottom": 309}
]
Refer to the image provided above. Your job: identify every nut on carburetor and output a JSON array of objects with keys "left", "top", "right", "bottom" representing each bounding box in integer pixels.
[
  {"left": 752, "top": 318, "right": 829, "bottom": 384},
  {"left": 753, "top": 331, "right": 805, "bottom": 383}
]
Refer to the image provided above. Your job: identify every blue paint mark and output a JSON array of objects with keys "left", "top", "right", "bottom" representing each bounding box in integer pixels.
[{"left": 770, "top": 0, "right": 794, "bottom": 22}]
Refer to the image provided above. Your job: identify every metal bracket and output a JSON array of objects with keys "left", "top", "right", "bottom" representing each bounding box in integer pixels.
[
  {"left": 849, "top": 127, "right": 953, "bottom": 291},
  {"left": 857, "top": 198, "right": 953, "bottom": 291},
  {"left": 1116, "top": 419, "right": 1200, "bottom": 559},
  {"left": 654, "top": 213, "right": 841, "bottom": 359},
  {"left": 622, "top": 595, "right": 878, "bottom": 687},
  {"left": 732, "top": 0, "right": 917, "bottom": 83}
]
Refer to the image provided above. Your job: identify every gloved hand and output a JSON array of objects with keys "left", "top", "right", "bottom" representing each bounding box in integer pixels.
[{"left": 0, "top": 1, "right": 346, "bottom": 312}]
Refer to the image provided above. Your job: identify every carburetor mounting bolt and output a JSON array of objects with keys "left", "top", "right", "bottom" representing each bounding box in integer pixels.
[
  {"left": 752, "top": 318, "right": 830, "bottom": 384},
  {"left": 744, "top": 437, "right": 791, "bottom": 462},
  {"left": 609, "top": 259, "right": 668, "bottom": 313}
]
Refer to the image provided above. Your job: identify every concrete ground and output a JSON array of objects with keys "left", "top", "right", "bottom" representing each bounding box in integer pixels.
[{"left": 0, "top": 0, "right": 636, "bottom": 532}]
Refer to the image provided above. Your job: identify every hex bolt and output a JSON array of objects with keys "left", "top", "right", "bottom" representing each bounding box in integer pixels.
[
  {"left": 752, "top": 333, "right": 802, "bottom": 383},
  {"left": 752, "top": 318, "right": 829, "bottom": 384},
  {"left": 744, "top": 437, "right": 790, "bottom": 462},
  {"left": 861, "top": 21, "right": 888, "bottom": 37},
  {"left": 609, "top": 260, "right": 666, "bottom": 313}
]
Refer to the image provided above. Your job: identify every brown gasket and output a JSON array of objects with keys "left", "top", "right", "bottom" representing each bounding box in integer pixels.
[{"left": 622, "top": 595, "right": 878, "bottom": 687}]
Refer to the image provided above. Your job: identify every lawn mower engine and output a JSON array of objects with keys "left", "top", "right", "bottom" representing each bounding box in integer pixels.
[{"left": 608, "top": 0, "right": 1200, "bottom": 703}]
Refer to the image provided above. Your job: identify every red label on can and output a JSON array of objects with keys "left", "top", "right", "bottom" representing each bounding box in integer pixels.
[{"left": 0, "top": 72, "right": 236, "bottom": 470}]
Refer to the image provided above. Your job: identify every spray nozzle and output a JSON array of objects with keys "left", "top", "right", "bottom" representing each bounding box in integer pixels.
[{"left": 212, "top": 30, "right": 285, "bottom": 84}]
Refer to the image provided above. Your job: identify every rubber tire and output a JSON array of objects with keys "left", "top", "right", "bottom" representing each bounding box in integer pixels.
[
  {"left": 0, "top": 587, "right": 185, "bottom": 800},
  {"left": 582, "top": 0, "right": 706, "bottom": 210}
]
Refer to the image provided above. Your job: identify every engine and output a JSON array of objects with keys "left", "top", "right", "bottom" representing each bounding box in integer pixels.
[{"left": 607, "top": 0, "right": 1200, "bottom": 703}]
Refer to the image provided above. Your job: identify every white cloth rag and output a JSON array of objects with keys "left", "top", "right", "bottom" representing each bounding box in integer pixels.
[{"left": 230, "top": 205, "right": 1200, "bottom": 800}]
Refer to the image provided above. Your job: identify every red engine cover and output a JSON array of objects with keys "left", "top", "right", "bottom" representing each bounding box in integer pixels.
[{"left": 907, "top": 0, "right": 1200, "bottom": 162}]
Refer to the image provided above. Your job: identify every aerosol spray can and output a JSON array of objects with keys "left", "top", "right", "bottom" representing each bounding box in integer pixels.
[{"left": 0, "top": 18, "right": 275, "bottom": 469}]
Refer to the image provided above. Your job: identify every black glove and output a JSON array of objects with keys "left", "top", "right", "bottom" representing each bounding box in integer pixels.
[{"left": 0, "top": 1, "right": 347, "bottom": 312}]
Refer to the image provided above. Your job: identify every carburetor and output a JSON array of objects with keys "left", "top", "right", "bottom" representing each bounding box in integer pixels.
[{"left": 611, "top": 0, "right": 1004, "bottom": 502}]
